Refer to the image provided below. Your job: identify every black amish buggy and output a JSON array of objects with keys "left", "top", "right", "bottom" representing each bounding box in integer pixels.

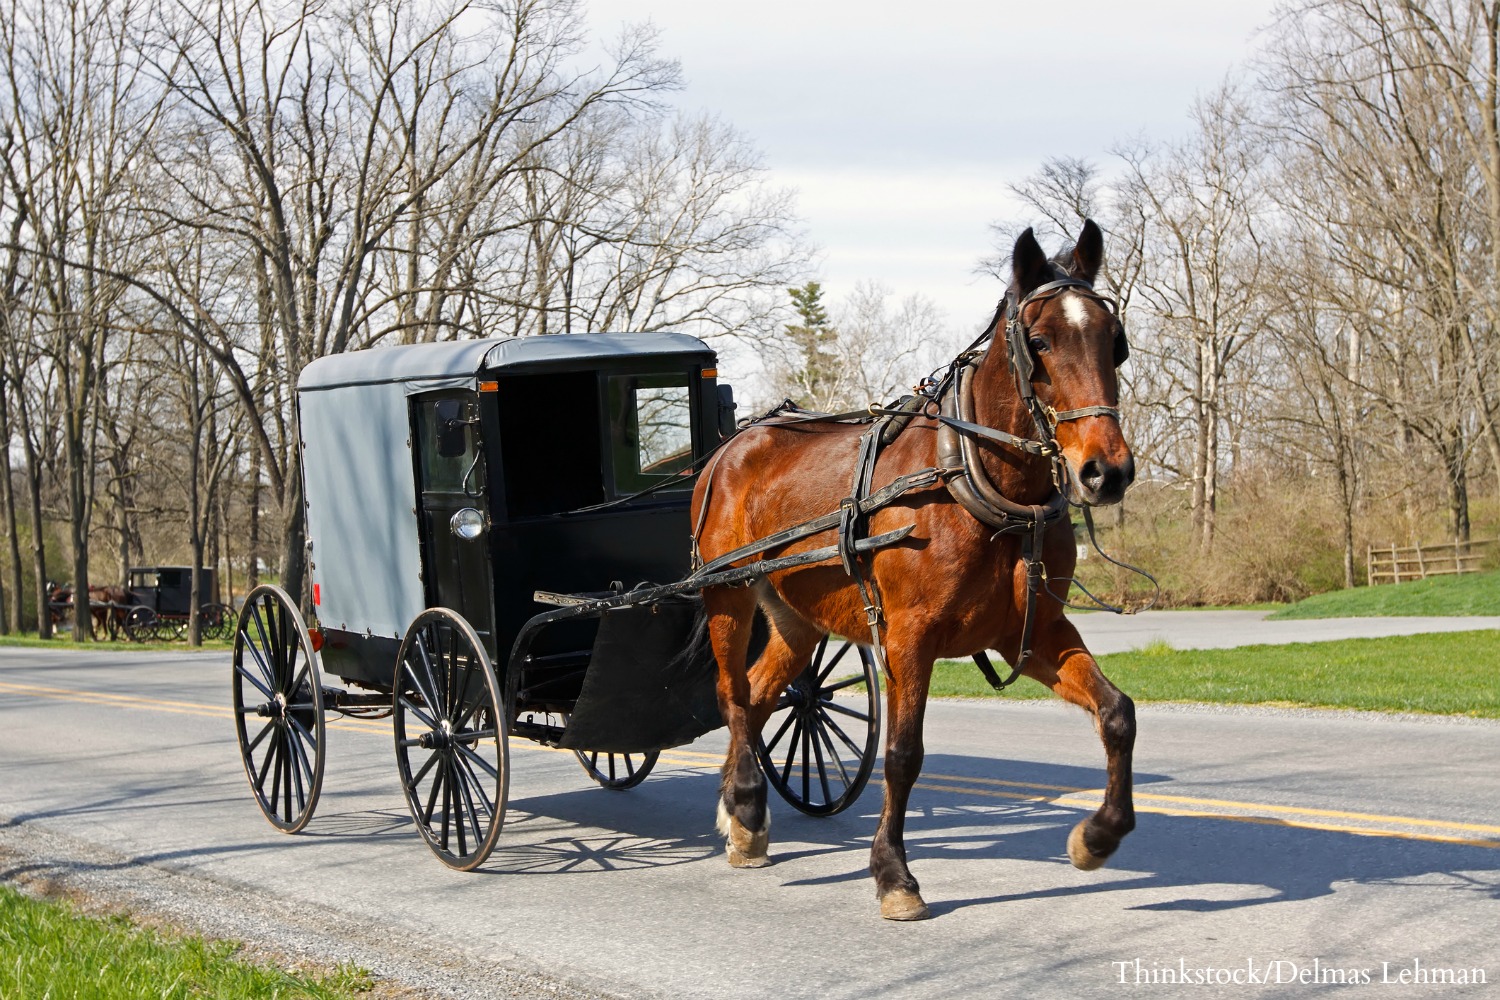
[
  {"left": 97, "top": 566, "right": 234, "bottom": 642},
  {"left": 231, "top": 333, "right": 881, "bottom": 868}
]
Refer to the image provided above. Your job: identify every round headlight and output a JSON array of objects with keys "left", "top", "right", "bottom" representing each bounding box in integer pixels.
[{"left": 450, "top": 508, "right": 486, "bottom": 540}]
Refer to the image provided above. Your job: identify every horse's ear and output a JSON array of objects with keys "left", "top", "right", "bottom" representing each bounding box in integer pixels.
[
  {"left": 1011, "top": 227, "right": 1051, "bottom": 295},
  {"left": 1071, "top": 219, "right": 1104, "bottom": 284}
]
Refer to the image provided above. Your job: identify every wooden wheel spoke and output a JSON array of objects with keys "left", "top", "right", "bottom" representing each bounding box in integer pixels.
[
  {"left": 820, "top": 699, "right": 870, "bottom": 722},
  {"left": 455, "top": 741, "right": 500, "bottom": 781},
  {"left": 286, "top": 715, "right": 320, "bottom": 768},
  {"left": 808, "top": 720, "right": 835, "bottom": 803},
  {"left": 454, "top": 751, "right": 495, "bottom": 819},
  {"left": 812, "top": 711, "right": 855, "bottom": 788},
  {"left": 763, "top": 710, "right": 797, "bottom": 752},
  {"left": 816, "top": 706, "right": 864, "bottom": 759},
  {"left": 239, "top": 643, "right": 277, "bottom": 695},
  {"left": 422, "top": 761, "right": 447, "bottom": 826},
  {"left": 397, "top": 691, "right": 441, "bottom": 732},
  {"left": 778, "top": 717, "right": 804, "bottom": 785},
  {"left": 822, "top": 674, "right": 866, "bottom": 695},
  {"left": 406, "top": 748, "right": 442, "bottom": 791},
  {"left": 449, "top": 757, "right": 485, "bottom": 850},
  {"left": 245, "top": 717, "right": 276, "bottom": 755}
]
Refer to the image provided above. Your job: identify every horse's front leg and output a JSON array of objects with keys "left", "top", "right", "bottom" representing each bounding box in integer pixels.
[
  {"left": 1021, "top": 616, "right": 1136, "bottom": 869},
  {"left": 870, "top": 640, "right": 935, "bottom": 920}
]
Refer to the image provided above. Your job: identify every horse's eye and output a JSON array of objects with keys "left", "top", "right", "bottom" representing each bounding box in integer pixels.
[{"left": 1028, "top": 337, "right": 1048, "bottom": 354}]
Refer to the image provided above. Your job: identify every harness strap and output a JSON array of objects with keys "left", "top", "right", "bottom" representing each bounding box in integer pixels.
[
  {"left": 1049, "top": 404, "right": 1121, "bottom": 424},
  {"left": 971, "top": 650, "right": 1023, "bottom": 691},
  {"left": 693, "top": 466, "right": 944, "bottom": 577}
]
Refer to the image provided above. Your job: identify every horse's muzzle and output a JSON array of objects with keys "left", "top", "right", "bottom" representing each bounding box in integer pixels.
[{"left": 1076, "top": 454, "right": 1134, "bottom": 506}]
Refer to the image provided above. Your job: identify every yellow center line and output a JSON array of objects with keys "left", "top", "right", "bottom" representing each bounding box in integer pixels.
[{"left": 4, "top": 677, "right": 1494, "bottom": 848}]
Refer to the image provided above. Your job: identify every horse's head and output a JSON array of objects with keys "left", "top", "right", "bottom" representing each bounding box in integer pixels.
[{"left": 1005, "top": 220, "right": 1134, "bottom": 506}]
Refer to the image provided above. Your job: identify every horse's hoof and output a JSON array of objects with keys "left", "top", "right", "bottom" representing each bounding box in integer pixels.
[
  {"left": 718, "top": 800, "right": 771, "bottom": 868},
  {"left": 726, "top": 841, "right": 772, "bottom": 868},
  {"left": 879, "top": 889, "right": 932, "bottom": 921},
  {"left": 1067, "top": 820, "right": 1110, "bottom": 871}
]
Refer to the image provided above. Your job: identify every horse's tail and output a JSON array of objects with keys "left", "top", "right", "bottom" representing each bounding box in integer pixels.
[{"left": 668, "top": 593, "right": 712, "bottom": 676}]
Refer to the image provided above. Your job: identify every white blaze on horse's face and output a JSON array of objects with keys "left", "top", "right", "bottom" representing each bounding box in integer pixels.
[{"left": 1061, "top": 292, "right": 1090, "bottom": 331}]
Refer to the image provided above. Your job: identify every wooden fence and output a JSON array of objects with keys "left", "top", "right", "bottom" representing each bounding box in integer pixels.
[{"left": 1366, "top": 538, "right": 1495, "bottom": 585}]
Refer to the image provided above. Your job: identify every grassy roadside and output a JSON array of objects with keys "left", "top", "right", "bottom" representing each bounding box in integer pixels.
[
  {"left": 0, "top": 634, "right": 231, "bottom": 652},
  {"left": 0, "top": 884, "right": 373, "bottom": 998},
  {"left": 931, "top": 629, "right": 1500, "bottom": 717},
  {"left": 1268, "top": 569, "right": 1500, "bottom": 619}
]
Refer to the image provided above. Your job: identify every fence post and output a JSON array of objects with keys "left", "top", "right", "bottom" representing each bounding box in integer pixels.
[
  {"left": 1416, "top": 542, "right": 1427, "bottom": 580},
  {"left": 1366, "top": 544, "right": 1372, "bottom": 587},
  {"left": 1391, "top": 543, "right": 1401, "bottom": 583}
]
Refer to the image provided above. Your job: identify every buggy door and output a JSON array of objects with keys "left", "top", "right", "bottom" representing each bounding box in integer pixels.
[{"left": 411, "top": 391, "right": 495, "bottom": 653}]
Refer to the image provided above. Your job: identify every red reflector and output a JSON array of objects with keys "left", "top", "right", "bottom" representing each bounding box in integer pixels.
[
  {"left": 308, "top": 628, "right": 324, "bottom": 652},
  {"left": 479, "top": 380, "right": 499, "bottom": 392},
  {"left": 313, "top": 583, "right": 321, "bottom": 605}
]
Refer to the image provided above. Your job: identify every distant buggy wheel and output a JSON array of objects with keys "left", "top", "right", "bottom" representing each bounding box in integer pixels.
[
  {"left": 231, "top": 585, "right": 325, "bottom": 833},
  {"left": 201, "top": 602, "right": 234, "bottom": 641},
  {"left": 122, "top": 605, "right": 157, "bottom": 642},
  {"left": 393, "top": 608, "right": 508, "bottom": 871},
  {"left": 755, "top": 637, "right": 881, "bottom": 817}
]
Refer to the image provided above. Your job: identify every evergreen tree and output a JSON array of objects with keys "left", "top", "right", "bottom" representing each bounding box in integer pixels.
[{"left": 785, "top": 282, "right": 839, "bottom": 406}]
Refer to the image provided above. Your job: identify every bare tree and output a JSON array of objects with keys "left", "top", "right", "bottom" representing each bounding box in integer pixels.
[{"left": 1117, "top": 85, "right": 1267, "bottom": 551}]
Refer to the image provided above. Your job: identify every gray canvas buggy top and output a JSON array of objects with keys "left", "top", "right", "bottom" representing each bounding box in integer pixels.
[{"left": 297, "top": 332, "right": 716, "bottom": 651}]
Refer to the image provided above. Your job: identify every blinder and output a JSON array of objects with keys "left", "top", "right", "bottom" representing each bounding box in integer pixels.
[{"left": 1005, "top": 278, "right": 1129, "bottom": 380}]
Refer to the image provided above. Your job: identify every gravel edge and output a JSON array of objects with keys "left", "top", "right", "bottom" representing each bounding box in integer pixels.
[{"left": 0, "top": 824, "right": 628, "bottom": 1000}]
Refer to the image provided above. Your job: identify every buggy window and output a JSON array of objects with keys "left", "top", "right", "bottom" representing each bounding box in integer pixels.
[
  {"left": 415, "top": 396, "right": 483, "bottom": 495},
  {"left": 496, "top": 371, "right": 605, "bottom": 517},
  {"left": 607, "top": 373, "right": 694, "bottom": 495}
]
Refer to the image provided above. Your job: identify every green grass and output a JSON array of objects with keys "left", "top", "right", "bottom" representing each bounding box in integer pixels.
[
  {"left": 0, "top": 634, "right": 231, "bottom": 652},
  {"left": 930, "top": 629, "right": 1500, "bottom": 717},
  {"left": 0, "top": 885, "right": 373, "bottom": 998},
  {"left": 1268, "top": 570, "right": 1500, "bottom": 619}
]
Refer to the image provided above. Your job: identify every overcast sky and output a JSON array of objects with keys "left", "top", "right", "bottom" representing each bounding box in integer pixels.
[{"left": 589, "top": 0, "right": 1280, "bottom": 341}]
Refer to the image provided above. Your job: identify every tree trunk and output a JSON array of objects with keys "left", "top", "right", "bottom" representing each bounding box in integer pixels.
[
  {"left": 279, "top": 456, "right": 306, "bottom": 612},
  {"left": 248, "top": 443, "right": 261, "bottom": 590},
  {"left": 1443, "top": 434, "right": 1470, "bottom": 543},
  {"left": 0, "top": 383, "right": 15, "bottom": 634},
  {"left": 24, "top": 440, "right": 49, "bottom": 640}
]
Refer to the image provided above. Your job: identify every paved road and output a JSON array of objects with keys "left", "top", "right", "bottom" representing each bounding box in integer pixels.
[
  {"left": 2, "top": 643, "right": 1498, "bottom": 998},
  {"left": 1070, "top": 610, "right": 1500, "bottom": 655}
]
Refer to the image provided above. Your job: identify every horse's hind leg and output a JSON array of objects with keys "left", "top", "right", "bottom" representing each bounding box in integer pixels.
[
  {"left": 1023, "top": 618, "right": 1136, "bottom": 870},
  {"left": 704, "top": 584, "right": 777, "bottom": 867}
]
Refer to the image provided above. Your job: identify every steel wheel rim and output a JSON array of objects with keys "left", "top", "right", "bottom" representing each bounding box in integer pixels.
[
  {"left": 393, "top": 609, "right": 508, "bottom": 871},
  {"left": 232, "top": 584, "right": 325, "bottom": 833},
  {"left": 573, "top": 740, "right": 659, "bottom": 790},
  {"left": 755, "top": 638, "right": 881, "bottom": 817}
]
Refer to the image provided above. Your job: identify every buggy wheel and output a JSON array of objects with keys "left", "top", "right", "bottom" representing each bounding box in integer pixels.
[
  {"left": 393, "top": 608, "right": 508, "bottom": 871},
  {"left": 201, "top": 603, "right": 234, "bottom": 641},
  {"left": 755, "top": 638, "right": 881, "bottom": 817},
  {"left": 571, "top": 740, "right": 658, "bottom": 790},
  {"left": 232, "top": 585, "right": 325, "bottom": 833},
  {"left": 123, "top": 605, "right": 157, "bottom": 643}
]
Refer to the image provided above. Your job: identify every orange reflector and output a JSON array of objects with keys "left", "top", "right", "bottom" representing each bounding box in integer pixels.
[
  {"left": 701, "top": 368, "right": 718, "bottom": 378},
  {"left": 313, "top": 583, "right": 321, "bottom": 605},
  {"left": 308, "top": 628, "right": 325, "bottom": 652},
  {"left": 479, "top": 380, "right": 499, "bottom": 392}
]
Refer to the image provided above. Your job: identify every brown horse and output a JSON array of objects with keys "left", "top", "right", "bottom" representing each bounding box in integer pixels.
[
  {"left": 691, "top": 221, "right": 1137, "bottom": 920},
  {"left": 87, "top": 585, "right": 131, "bottom": 636}
]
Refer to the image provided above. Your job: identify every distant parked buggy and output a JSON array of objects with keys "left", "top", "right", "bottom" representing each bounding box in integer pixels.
[{"left": 115, "top": 566, "right": 235, "bottom": 642}]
